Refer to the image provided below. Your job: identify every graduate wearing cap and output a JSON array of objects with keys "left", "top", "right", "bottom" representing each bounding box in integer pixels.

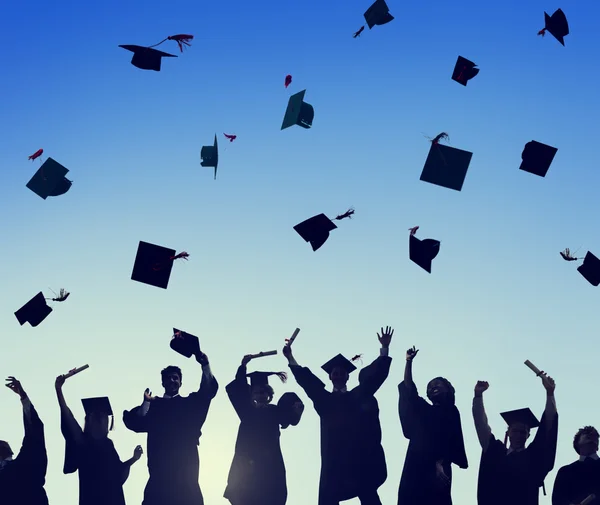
[
  {"left": 397, "top": 347, "right": 468, "bottom": 505},
  {"left": 552, "top": 426, "right": 600, "bottom": 505},
  {"left": 122, "top": 334, "right": 218, "bottom": 505},
  {"left": 224, "top": 354, "right": 304, "bottom": 505},
  {"left": 55, "top": 374, "right": 143, "bottom": 505},
  {"left": 472, "top": 372, "right": 558, "bottom": 505},
  {"left": 282, "top": 327, "right": 393, "bottom": 505},
  {"left": 0, "top": 377, "right": 49, "bottom": 505}
]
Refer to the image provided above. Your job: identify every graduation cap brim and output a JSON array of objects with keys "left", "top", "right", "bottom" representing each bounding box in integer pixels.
[
  {"left": 131, "top": 241, "right": 177, "bottom": 289},
  {"left": 321, "top": 353, "right": 357, "bottom": 375},
  {"left": 119, "top": 45, "right": 177, "bottom": 72},
  {"left": 577, "top": 252, "right": 600, "bottom": 287},
  {"left": 26, "top": 158, "right": 71, "bottom": 200},
  {"left": 200, "top": 135, "right": 219, "bottom": 179},
  {"left": 500, "top": 408, "right": 540, "bottom": 429},
  {"left": 544, "top": 11, "right": 569, "bottom": 46},
  {"left": 281, "top": 90, "right": 314, "bottom": 130},
  {"left": 170, "top": 328, "right": 201, "bottom": 358},
  {"left": 452, "top": 56, "right": 479, "bottom": 86},
  {"left": 14, "top": 292, "right": 53, "bottom": 327},
  {"left": 82, "top": 397, "right": 113, "bottom": 416},
  {"left": 420, "top": 143, "right": 473, "bottom": 192},
  {"left": 519, "top": 141, "right": 558, "bottom": 178},
  {"left": 293, "top": 214, "right": 337, "bottom": 251},
  {"left": 364, "top": 0, "right": 394, "bottom": 29},
  {"left": 409, "top": 234, "right": 440, "bottom": 273}
]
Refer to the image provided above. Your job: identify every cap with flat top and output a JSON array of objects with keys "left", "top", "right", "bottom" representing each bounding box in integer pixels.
[
  {"left": 577, "top": 252, "right": 600, "bottom": 287},
  {"left": 519, "top": 141, "right": 558, "bottom": 178},
  {"left": 321, "top": 354, "right": 357, "bottom": 375},
  {"left": 14, "top": 292, "right": 53, "bottom": 327},
  {"left": 170, "top": 328, "right": 201, "bottom": 358},
  {"left": 131, "top": 241, "right": 178, "bottom": 289},
  {"left": 501, "top": 408, "right": 540, "bottom": 429},
  {"left": 119, "top": 45, "right": 177, "bottom": 71},
  {"left": 82, "top": 397, "right": 113, "bottom": 416},
  {"left": 409, "top": 234, "right": 440, "bottom": 273},
  {"left": 364, "top": 0, "right": 394, "bottom": 29},
  {"left": 540, "top": 9, "right": 569, "bottom": 46},
  {"left": 281, "top": 90, "right": 314, "bottom": 130},
  {"left": 420, "top": 142, "right": 473, "bottom": 192},
  {"left": 294, "top": 214, "right": 337, "bottom": 251},
  {"left": 247, "top": 371, "right": 286, "bottom": 388},
  {"left": 452, "top": 56, "right": 479, "bottom": 86},
  {"left": 26, "top": 158, "right": 72, "bottom": 200},
  {"left": 200, "top": 134, "right": 219, "bottom": 180}
]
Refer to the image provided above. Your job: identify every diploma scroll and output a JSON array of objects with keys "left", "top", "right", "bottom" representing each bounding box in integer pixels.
[
  {"left": 287, "top": 328, "right": 300, "bottom": 345},
  {"left": 65, "top": 364, "right": 89, "bottom": 378},
  {"left": 249, "top": 350, "right": 277, "bottom": 359},
  {"left": 581, "top": 494, "right": 596, "bottom": 505},
  {"left": 524, "top": 360, "right": 543, "bottom": 377}
]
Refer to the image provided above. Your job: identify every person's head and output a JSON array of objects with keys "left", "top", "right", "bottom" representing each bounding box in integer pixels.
[
  {"left": 505, "top": 422, "right": 530, "bottom": 450},
  {"left": 573, "top": 426, "right": 599, "bottom": 457},
  {"left": 329, "top": 366, "right": 350, "bottom": 389},
  {"left": 426, "top": 377, "right": 455, "bottom": 406},
  {"left": 161, "top": 366, "right": 182, "bottom": 396},
  {"left": 0, "top": 440, "right": 13, "bottom": 461},
  {"left": 83, "top": 412, "right": 113, "bottom": 440},
  {"left": 249, "top": 372, "right": 286, "bottom": 406}
]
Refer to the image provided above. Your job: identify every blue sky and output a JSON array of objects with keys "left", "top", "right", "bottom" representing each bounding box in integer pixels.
[{"left": 1, "top": 0, "right": 599, "bottom": 504}]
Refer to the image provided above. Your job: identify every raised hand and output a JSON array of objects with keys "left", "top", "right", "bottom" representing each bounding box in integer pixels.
[
  {"left": 5, "top": 377, "right": 26, "bottom": 399},
  {"left": 241, "top": 354, "right": 253, "bottom": 366},
  {"left": 133, "top": 445, "right": 143, "bottom": 460},
  {"left": 406, "top": 346, "right": 419, "bottom": 361},
  {"left": 282, "top": 343, "right": 293, "bottom": 360},
  {"left": 55, "top": 374, "right": 67, "bottom": 390},
  {"left": 538, "top": 371, "right": 556, "bottom": 394},
  {"left": 377, "top": 326, "right": 394, "bottom": 348},
  {"left": 144, "top": 388, "right": 155, "bottom": 402},
  {"left": 474, "top": 381, "right": 489, "bottom": 396},
  {"left": 196, "top": 351, "right": 209, "bottom": 367}
]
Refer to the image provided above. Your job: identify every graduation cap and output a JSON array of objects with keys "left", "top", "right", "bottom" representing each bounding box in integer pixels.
[
  {"left": 200, "top": 134, "right": 219, "bottom": 180},
  {"left": 26, "top": 158, "right": 72, "bottom": 200},
  {"left": 82, "top": 397, "right": 114, "bottom": 430},
  {"left": 14, "top": 292, "right": 53, "bottom": 327},
  {"left": 277, "top": 392, "right": 304, "bottom": 428},
  {"left": 519, "top": 141, "right": 558, "bottom": 178},
  {"left": 247, "top": 371, "right": 287, "bottom": 388},
  {"left": 538, "top": 9, "right": 569, "bottom": 46},
  {"left": 281, "top": 90, "right": 314, "bottom": 130},
  {"left": 577, "top": 252, "right": 600, "bottom": 287},
  {"left": 364, "top": 0, "right": 394, "bottom": 29},
  {"left": 420, "top": 133, "right": 473, "bottom": 192},
  {"left": 119, "top": 45, "right": 177, "bottom": 71},
  {"left": 321, "top": 354, "right": 357, "bottom": 375},
  {"left": 131, "top": 241, "right": 189, "bottom": 289},
  {"left": 294, "top": 208, "right": 354, "bottom": 251},
  {"left": 501, "top": 408, "right": 540, "bottom": 430},
  {"left": 170, "top": 328, "right": 201, "bottom": 358},
  {"left": 452, "top": 56, "right": 479, "bottom": 86},
  {"left": 409, "top": 227, "right": 440, "bottom": 274}
]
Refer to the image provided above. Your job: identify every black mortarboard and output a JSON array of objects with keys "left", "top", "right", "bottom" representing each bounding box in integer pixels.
[
  {"left": 200, "top": 134, "right": 219, "bottom": 180},
  {"left": 519, "top": 141, "right": 558, "bottom": 178},
  {"left": 409, "top": 234, "right": 440, "bottom": 273},
  {"left": 364, "top": 0, "right": 394, "bottom": 29},
  {"left": 26, "top": 158, "right": 72, "bottom": 200},
  {"left": 501, "top": 408, "right": 540, "bottom": 429},
  {"left": 131, "top": 241, "right": 179, "bottom": 289},
  {"left": 82, "top": 397, "right": 113, "bottom": 416},
  {"left": 541, "top": 9, "right": 569, "bottom": 46},
  {"left": 577, "top": 252, "right": 600, "bottom": 287},
  {"left": 294, "top": 214, "right": 337, "bottom": 251},
  {"left": 170, "top": 328, "right": 201, "bottom": 358},
  {"left": 247, "top": 371, "right": 286, "bottom": 388},
  {"left": 277, "top": 392, "right": 304, "bottom": 428},
  {"left": 119, "top": 45, "right": 177, "bottom": 71},
  {"left": 14, "top": 292, "right": 53, "bottom": 327},
  {"left": 452, "top": 56, "right": 479, "bottom": 86},
  {"left": 281, "top": 90, "right": 314, "bottom": 130},
  {"left": 420, "top": 142, "right": 473, "bottom": 192},
  {"left": 321, "top": 354, "right": 357, "bottom": 375}
]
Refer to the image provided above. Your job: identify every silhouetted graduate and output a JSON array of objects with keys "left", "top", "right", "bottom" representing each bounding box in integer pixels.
[
  {"left": 552, "top": 426, "right": 600, "bottom": 505},
  {"left": 398, "top": 347, "right": 468, "bottom": 505},
  {"left": 420, "top": 133, "right": 473, "bottom": 191},
  {"left": 0, "top": 377, "right": 49, "bottom": 505},
  {"left": 473, "top": 367, "right": 558, "bottom": 505},
  {"left": 224, "top": 354, "right": 304, "bottom": 505},
  {"left": 123, "top": 330, "right": 218, "bottom": 505},
  {"left": 55, "top": 373, "right": 142, "bottom": 505},
  {"left": 560, "top": 249, "right": 600, "bottom": 287},
  {"left": 283, "top": 326, "right": 393, "bottom": 505}
]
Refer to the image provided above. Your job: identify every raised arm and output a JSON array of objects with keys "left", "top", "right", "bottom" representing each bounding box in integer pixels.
[
  {"left": 226, "top": 356, "right": 254, "bottom": 421},
  {"left": 472, "top": 381, "right": 493, "bottom": 452},
  {"left": 403, "top": 346, "right": 418, "bottom": 386},
  {"left": 196, "top": 351, "right": 219, "bottom": 399},
  {"left": 283, "top": 344, "right": 327, "bottom": 409},
  {"left": 119, "top": 445, "right": 143, "bottom": 485},
  {"left": 55, "top": 375, "right": 83, "bottom": 443},
  {"left": 123, "top": 389, "right": 154, "bottom": 433},
  {"left": 358, "top": 326, "right": 393, "bottom": 397}
]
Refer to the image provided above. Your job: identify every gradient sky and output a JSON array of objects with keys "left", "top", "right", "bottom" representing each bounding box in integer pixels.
[{"left": 1, "top": 0, "right": 599, "bottom": 504}]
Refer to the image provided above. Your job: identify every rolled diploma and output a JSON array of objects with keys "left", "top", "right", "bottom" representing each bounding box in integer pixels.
[
  {"left": 65, "top": 364, "right": 89, "bottom": 378},
  {"left": 288, "top": 328, "right": 300, "bottom": 345},
  {"left": 250, "top": 350, "right": 277, "bottom": 359},
  {"left": 524, "top": 360, "right": 542, "bottom": 376},
  {"left": 581, "top": 494, "right": 596, "bottom": 505}
]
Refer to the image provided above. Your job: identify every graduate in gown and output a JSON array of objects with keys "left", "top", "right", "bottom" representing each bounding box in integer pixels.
[
  {"left": 473, "top": 372, "right": 558, "bottom": 505},
  {"left": 283, "top": 326, "right": 393, "bottom": 505},
  {"left": 0, "top": 376, "right": 49, "bottom": 505},
  {"left": 123, "top": 346, "right": 218, "bottom": 505},
  {"left": 55, "top": 374, "right": 143, "bottom": 505},
  {"left": 397, "top": 347, "right": 468, "bottom": 505},
  {"left": 552, "top": 426, "right": 600, "bottom": 505},
  {"left": 224, "top": 354, "right": 304, "bottom": 505}
]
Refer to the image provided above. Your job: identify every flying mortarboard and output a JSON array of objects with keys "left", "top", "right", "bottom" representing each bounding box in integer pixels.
[
  {"left": 247, "top": 371, "right": 287, "bottom": 388},
  {"left": 321, "top": 354, "right": 357, "bottom": 375},
  {"left": 409, "top": 227, "right": 440, "bottom": 274},
  {"left": 364, "top": 0, "right": 394, "bottom": 29},
  {"left": 577, "top": 252, "right": 600, "bottom": 287},
  {"left": 170, "top": 328, "right": 201, "bottom": 358},
  {"left": 119, "top": 45, "right": 177, "bottom": 71},
  {"left": 281, "top": 90, "right": 314, "bottom": 130},
  {"left": 14, "top": 292, "right": 53, "bottom": 327},
  {"left": 200, "top": 134, "right": 219, "bottom": 180},
  {"left": 500, "top": 408, "right": 540, "bottom": 429},
  {"left": 452, "top": 56, "right": 479, "bottom": 86},
  {"left": 538, "top": 9, "right": 569, "bottom": 46},
  {"left": 131, "top": 241, "right": 189, "bottom": 289},
  {"left": 26, "top": 158, "right": 72, "bottom": 200},
  {"left": 294, "top": 208, "right": 354, "bottom": 251},
  {"left": 420, "top": 133, "right": 473, "bottom": 192},
  {"left": 277, "top": 392, "right": 304, "bottom": 428},
  {"left": 519, "top": 141, "right": 558, "bottom": 178}
]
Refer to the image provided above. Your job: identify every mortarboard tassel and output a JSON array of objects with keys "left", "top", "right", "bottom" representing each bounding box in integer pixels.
[
  {"left": 29, "top": 148, "right": 43, "bottom": 162},
  {"left": 334, "top": 208, "right": 355, "bottom": 220},
  {"left": 351, "top": 354, "right": 364, "bottom": 366},
  {"left": 409, "top": 226, "right": 419, "bottom": 236},
  {"left": 537, "top": 28, "right": 546, "bottom": 37},
  {"left": 560, "top": 248, "right": 579, "bottom": 261},
  {"left": 152, "top": 251, "right": 189, "bottom": 271},
  {"left": 46, "top": 288, "right": 70, "bottom": 302},
  {"left": 284, "top": 74, "right": 292, "bottom": 88},
  {"left": 273, "top": 372, "right": 288, "bottom": 383},
  {"left": 148, "top": 34, "right": 194, "bottom": 53},
  {"left": 503, "top": 432, "right": 509, "bottom": 447},
  {"left": 353, "top": 26, "right": 365, "bottom": 38},
  {"left": 431, "top": 132, "right": 449, "bottom": 145},
  {"left": 223, "top": 133, "right": 237, "bottom": 142}
]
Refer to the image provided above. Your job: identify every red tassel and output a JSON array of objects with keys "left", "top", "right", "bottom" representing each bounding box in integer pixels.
[
  {"left": 538, "top": 28, "right": 546, "bottom": 37},
  {"left": 167, "top": 34, "right": 194, "bottom": 52},
  {"left": 432, "top": 132, "right": 449, "bottom": 145},
  {"left": 29, "top": 148, "right": 43, "bottom": 161}
]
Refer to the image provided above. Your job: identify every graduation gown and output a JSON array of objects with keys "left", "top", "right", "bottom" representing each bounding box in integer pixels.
[
  {"left": 0, "top": 401, "right": 49, "bottom": 505},
  {"left": 290, "top": 355, "right": 391, "bottom": 505},
  {"left": 551, "top": 457, "right": 600, "bottom": 505},
  {"left": 123, "top": 373, "right": 219, "bottom": 505},
  {"left": 477, "top": 411, "right": 558, "bottom": 505},
  {"left": 397, "top": 381, "right": 468, "bottom": 505},
  {"left": 224, "top": 366, "right": 297, "bottom": 505}
]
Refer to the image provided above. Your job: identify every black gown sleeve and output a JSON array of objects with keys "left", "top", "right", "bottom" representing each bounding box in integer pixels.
[
  {"left": 288, "top": 365, "right": 327, "bottom": 414},
  {"left": 122, "top": 404, "right": 152, "bottom": 434},
  {"left": 357, "top": 355, "right": 392, "bottom": 397},
  {"left": 226, "top": 366, "right": 253, "bottom": 422},
  {"left": 527, "top": 410, "right": 559, "bottom": 483},
  {"left": 397, "top": 380, "right": 428, "bottom": 439},
  {"left": 13, "top": 401, "right": 48, "bottom": 485}
]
